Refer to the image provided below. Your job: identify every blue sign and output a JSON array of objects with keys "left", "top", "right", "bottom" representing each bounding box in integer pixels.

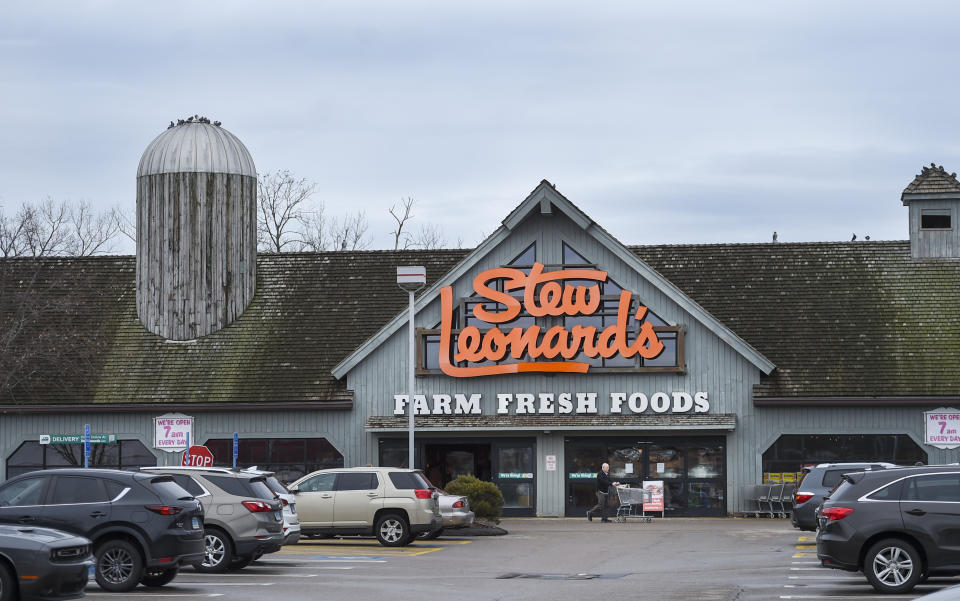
[
  {"left": 233, "top": 432, "right": 239, "bottom": 468},
  {"left": 84, "top": 424, "right": 91, "bottom": 468}
]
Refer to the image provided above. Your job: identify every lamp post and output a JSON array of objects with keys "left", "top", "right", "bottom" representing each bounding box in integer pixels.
[{"left": 397, "top": 266, "right": 426, "bottom": 469}]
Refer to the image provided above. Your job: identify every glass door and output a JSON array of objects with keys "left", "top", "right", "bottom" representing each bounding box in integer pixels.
[{"left": 492, "top": 440, "right": 536, "bottom": 517}]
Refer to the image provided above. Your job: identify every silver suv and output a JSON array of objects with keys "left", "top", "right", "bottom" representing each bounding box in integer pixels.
[
  {"left": 142, "top": 467, "right": 283, "bottom": 571},
  {"left": 289, "top": 467, "right": 441, "bottom": 546}
]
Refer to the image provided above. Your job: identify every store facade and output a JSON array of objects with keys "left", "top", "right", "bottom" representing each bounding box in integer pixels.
[{"left": 2, "top": 172, "right": 960, "bottom": 517}]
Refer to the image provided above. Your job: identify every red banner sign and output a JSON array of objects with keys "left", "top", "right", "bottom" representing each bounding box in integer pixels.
[{"left": 438, "top": 262, "right": 664, "bottom": 377}]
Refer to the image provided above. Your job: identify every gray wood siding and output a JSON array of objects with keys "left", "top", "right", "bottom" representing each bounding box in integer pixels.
[
  {"left": 137, "top": 172, "right": 257, "bottom": 340},
  {"left": 909, "top": 200, "right": 960, "bottom": 259}
]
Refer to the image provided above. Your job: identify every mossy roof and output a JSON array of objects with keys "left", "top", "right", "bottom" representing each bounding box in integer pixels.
[{"left": 1, "top": 240, "right": 958, "bottom": 408}]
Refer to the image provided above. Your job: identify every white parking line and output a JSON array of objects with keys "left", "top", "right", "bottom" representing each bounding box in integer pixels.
[
  {"left": 175, "top": 573, "right": 319, "bottom": 578},
  {"left": 86, "top": 595, "right": 224, "bottom": 598},
  {"left": 780, "top": 594, "right": 919, "bottom": 599},
  {"left": 788, "top": 576, "right": 864, "bottom": 580}
]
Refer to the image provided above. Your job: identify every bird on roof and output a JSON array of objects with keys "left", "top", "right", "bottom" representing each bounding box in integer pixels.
[
  {"left": 213, "top": 120, "right": 221, "bottom": 127},
  {"left": 168, "top": 121, "right": 175, "bottom": 129},
  {"left": 772, "top": 231, "right": 778, "bottom": 243},
  {"left": 851, "top": 233, "right": 857, "bottom": 241}
]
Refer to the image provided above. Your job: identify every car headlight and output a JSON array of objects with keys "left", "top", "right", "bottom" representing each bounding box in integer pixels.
[{"left": 51, "top": 545, "right": 90, "bottom": 561}]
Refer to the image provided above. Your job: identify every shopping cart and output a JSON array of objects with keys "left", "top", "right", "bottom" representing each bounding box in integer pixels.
[{"left": 613, "top": 485, "right": 653, "bottom": 523}]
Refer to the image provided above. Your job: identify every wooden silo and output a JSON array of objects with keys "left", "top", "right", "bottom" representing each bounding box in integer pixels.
[{"left": 136, "top": 118, "right": 257, "bottom": 340}]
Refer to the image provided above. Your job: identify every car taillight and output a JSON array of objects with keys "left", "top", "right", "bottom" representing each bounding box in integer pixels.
[
  {"left": 795, "top": 492, "right": 815, "bottom": 505},
  {"left": 414, "top": 489, "right": 433, "bottom": 499},
  {"left": 242, "top": 500, "right": 274, "bottom": 513},
  {"left": 452, "top": 500, "right": 464, "bottom": 508},
  {"left": 145, "top": 505, "right": 182, "bottom": 515},
  {"left": 280, "top": 498, "right": 289, "bottom": 506},
  {"left": 821, "top": 507, "right": 854, "bottom": 521}
]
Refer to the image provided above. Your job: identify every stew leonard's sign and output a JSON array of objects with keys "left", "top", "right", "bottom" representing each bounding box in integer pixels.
[
  {"left": 394, "top": 391, "right": 710, "bottom": 415},
  {"left": 438, "top": 262, "right": 665, "bottom": 377}
]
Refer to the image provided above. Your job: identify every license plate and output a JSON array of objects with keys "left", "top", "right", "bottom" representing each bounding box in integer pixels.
[
  {"left": 192, "top": 517, "right": 200, "bottom": 530},
  {"left": 274, "top": 511, "right": 282, "bottom": 521}
]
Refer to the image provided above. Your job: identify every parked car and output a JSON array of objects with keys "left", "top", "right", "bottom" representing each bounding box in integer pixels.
[
  {"left": 817, "top": 465, "right": 960, "bottom": 593},
  {"left": 0, "top": 468, "right": 203, "bottom": 593},
  {"left": 418, "top": 489, "right": 474, "bottom": 539},
  {"left": 288, "top": 467, "right": 441, "bottom": 546},
  {"left": 140, "top": 467, "right": 283, "bottom": 572},
  {"left": 240, "top": 467, "right": 301, "bottom": 545},
  {"left": 0, "top": 524, "right": 92, "bottom": 601},
  {"left": 791, "top": 462, "right": 895, "bottom": 531}
]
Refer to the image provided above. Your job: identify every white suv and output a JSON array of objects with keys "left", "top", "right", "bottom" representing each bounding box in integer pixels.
[{"left": 289, "top": 467, "right": 441, "bottom": 546}]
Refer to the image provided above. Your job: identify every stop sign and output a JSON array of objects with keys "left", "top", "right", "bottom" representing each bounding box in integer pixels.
[{"left": 182, "top": 445, "right": 214, "bottom": 467}]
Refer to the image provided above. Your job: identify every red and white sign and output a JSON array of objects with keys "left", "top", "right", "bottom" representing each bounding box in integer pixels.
[
  {"left": 924, "top": 408, "right": 960, "bottom": 450},
  {"left": 643, "top": 480, "right": 664, "bottom": 513},
  {"left": 182, "top": 445, "right": 214, "bottom": 467},
  {"left": 154, "top": 413, "right": 193, "bottom": 452}
]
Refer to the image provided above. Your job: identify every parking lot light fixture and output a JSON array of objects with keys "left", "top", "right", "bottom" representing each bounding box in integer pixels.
[{"left": 397, "top": 266, "right": 426, "bottom": 469}]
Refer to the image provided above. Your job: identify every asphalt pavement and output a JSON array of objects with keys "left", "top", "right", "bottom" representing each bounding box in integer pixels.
[{"left": 83, "top": 518, "right": 960, "bottom": 601}]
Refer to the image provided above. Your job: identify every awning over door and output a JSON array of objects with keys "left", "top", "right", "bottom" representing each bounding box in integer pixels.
[{"left": 365, "top": 414, "right": 736, "bottom": 433}]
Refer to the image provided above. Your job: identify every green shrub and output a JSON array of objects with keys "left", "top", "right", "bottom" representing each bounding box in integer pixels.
[{"left": 445, "top": 475, "right": 504, "bottom": 524}]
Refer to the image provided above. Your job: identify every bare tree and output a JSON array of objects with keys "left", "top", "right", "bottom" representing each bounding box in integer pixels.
[
  {"left": 114, "top": 207, "right": 137, "bottom": 245},
  {"left": 329, "top": 211, "right": 371, "bottom": 251},
  {"left": 0, "top": 198, "right": 121, "bottom": 258},
  {"left": 257, "top": 170, "right": 317, "bottom": 253},
  {"left": 67, "top": 200, "right": 121, "bottom": 256},
  {"left": 408, "top": 222, "right": 447, "bottom": 250},
  {"left": 389, "top": 197, "right": 416, "bottom": 250}
]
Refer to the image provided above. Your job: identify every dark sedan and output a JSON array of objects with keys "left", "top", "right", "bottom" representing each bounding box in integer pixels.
[{"left": 0, "top": 524, "right": 92, "bottom": 601}]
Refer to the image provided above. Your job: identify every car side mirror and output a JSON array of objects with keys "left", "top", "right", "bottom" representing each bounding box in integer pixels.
[{"left": 288, "top": 485, "right": 299, "bottom": 494}]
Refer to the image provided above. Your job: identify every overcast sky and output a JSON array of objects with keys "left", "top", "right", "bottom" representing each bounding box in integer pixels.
[{"left": 2, "top": 1, "right": 959, "bottom": 254}]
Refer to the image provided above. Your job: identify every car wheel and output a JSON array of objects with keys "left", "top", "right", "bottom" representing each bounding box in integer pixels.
[
  {"left": 418, "top": 527, "right": 444, "bottom": 540},
  {"left": 0, "top": 561, "right": 16, "bottom": 601},
  {"left": 141, "top": 566, "right": 179, "bottom": 587},
  {"left": 95, "top": 539, "right": 145, "bottom": 592},
  {"left": 194, "top": 529, "right": 233, "bottom": 573},
  {"left": 375, "top": 513, "right": 410, "bottom": 547},
  {"left": 864, "top": 538, "right": 923, "bottom": 594},
  {"left": 229, "top": 555, "right": 254, "bottom": 570}
]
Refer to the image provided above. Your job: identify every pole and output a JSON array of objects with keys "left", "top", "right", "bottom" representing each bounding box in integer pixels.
[
  {"left": 84, "top": 424, "right": 91, "bottom": 468},
  {"left": 185, "top": 431, "right": 190, "bottom": 466},
  {"left": 233, "top": 432, "right": 239, "bottom": 469},
  {"left": 408, "top": 289, "right": 416, "bottom": 469}
]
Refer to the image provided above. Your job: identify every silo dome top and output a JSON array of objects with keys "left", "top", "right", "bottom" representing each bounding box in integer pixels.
[{"left": 137, "top": 116, "right": 256, "bottom": 177}]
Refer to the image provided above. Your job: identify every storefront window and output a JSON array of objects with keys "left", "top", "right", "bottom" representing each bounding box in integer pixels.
[
  {"left": 498, "top": 447, "right": 533, "bottom": 474},
  {"left": 687, "top": 446, "right": 723, "bottom": 479},
  {"left": 500, "top": 482, "right": 534, "bottom": 509},
  {"left": 608, "top": 446, "right": 642, "bottom": 481},
  {"left": 761, "top": 434, "right": 927, "bottom": 479},
  {"left": 205, "top": 437, "right": 343, "bottom": 484},
  {"left": 649, "top": 445, "right": 683, "bottom": 479},
  {"left": 6, "top": 440, "right": 156, "bottom": 479},
  {"left": 688, "top": 482, "right": 724, "bottom": 510}
]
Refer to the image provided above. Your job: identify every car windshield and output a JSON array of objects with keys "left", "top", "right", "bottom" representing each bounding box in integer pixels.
[
  {"left": 150, "top": 477, "right": 194, "bottom": 500},
  {"left": 390, "top": 472, "right": 431, "bottom": 489}
]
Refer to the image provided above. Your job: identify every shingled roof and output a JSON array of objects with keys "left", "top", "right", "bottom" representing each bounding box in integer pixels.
[
  {"left": 902, "top": 163, "right": 960, "bottom": 201},
  {"left": 0, "top": 251, "right": 467, "bottom": 409},
  {"left": 2, "top": 240, "right": 958, "bottom": 410},
  {"left": 634, "top": 241, "right": 960, "bottom": 401}
]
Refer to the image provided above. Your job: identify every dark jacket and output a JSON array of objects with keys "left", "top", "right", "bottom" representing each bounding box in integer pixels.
[{"left": 596, "top": 469, "right": 612, "bottom": 494}]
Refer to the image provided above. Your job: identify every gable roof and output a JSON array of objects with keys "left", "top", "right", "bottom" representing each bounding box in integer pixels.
[
  {"left": 2, "top": 239, "right": 958, "bottom": 409},
  {"left": 332, "top": 180, "right": 776, "bottom": 379},
  {"left": 902, "top": 163, "right": 960, "bottom": 202}
]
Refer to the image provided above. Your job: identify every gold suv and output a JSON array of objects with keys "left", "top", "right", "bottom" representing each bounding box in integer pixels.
[{"left": 289, "top": 467, "right": 441, "bottom": 546}]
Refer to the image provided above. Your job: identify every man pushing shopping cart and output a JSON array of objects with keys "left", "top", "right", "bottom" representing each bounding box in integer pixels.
[{"left": 586, "top": 462, "right": 619, "bottom": 522}]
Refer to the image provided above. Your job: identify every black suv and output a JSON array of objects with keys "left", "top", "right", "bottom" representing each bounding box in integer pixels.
[
  {"left": 817, "top": 465, "right": 960, "bottom": 593},
  {"left": 0, "top": 468, "right": 204, "bottom": 592}
]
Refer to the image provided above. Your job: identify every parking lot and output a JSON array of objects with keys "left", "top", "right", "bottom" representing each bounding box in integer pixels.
[{"left": 83, "top": 519, "right": 959, "bottom": 601}]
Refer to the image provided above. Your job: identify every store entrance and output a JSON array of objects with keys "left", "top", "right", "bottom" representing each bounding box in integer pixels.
[
  {"left": 379, "top": 437, "right": 537, "bottom": 517},
  {"left": 423, "top": 443, "right": 492, "bottom": 489},
  {"left": 564, "top": 436, "right": 726, "bottom": 518}
]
